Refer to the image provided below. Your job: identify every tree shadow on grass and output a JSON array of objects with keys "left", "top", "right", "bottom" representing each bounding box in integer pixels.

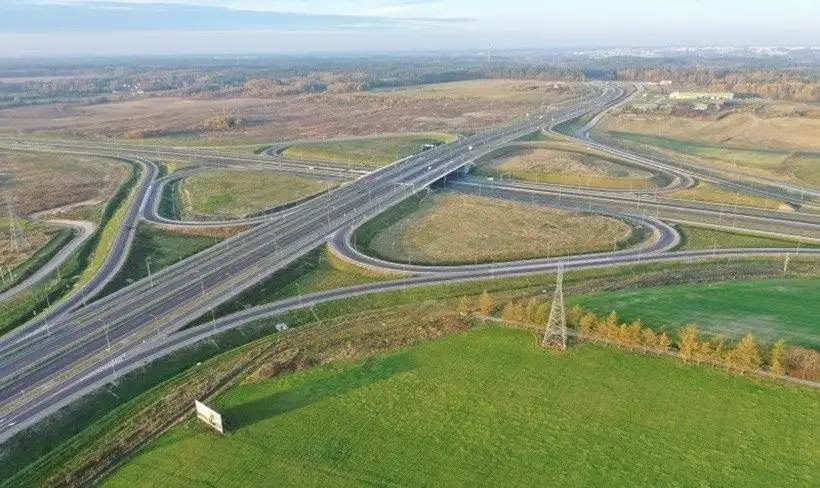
[{"left": 225, "top": 352, "right": 419, "bottom": 431}]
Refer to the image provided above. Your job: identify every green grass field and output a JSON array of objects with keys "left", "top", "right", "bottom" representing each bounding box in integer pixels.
[
  {"left": 102, "top": 327, "right": 819, "bottom": 488},
  {"left": 571, "top": 277, "right": 820, "bottom": 348},
  {"left": 282, "top": 134, "right": 455, "bottom": 167},
  {"left": 677, "top": 225, "right": 814, "bottom": 251},
  {"left": 182, "top": 170, "right": 334, "bottom": 219}
]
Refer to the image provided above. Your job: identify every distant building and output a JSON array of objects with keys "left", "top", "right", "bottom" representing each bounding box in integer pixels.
[
  {"left": 670, "top": 91, "right": 734, "bottom": 101},
  {"left": 659, "top": 80, "right": 673, "bottom": 85},
  {"left": 693, "top": 103, "right": 709, "bottom": 111}
]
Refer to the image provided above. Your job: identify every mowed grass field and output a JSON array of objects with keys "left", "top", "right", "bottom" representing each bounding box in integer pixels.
[
  {"left": 102, "top": 327, "right": 819, "bottom": 488},
  {"left": 365, "top": 193, "right": 633, "bottom": 265},
  {"left": 668, "top": 182, "right": 788, "bottom": 210},
  {"left": 571, "top": 277, "right": 820, "bottom": 348},
  {"left": 182, "top": 170, "right": 334, "bottom": 219},
  {"left": 281, "top": 134, "right": 455, "bottom": 167},
  {"left": 476, "top": 145, "right": 657, "bottom": 189}
]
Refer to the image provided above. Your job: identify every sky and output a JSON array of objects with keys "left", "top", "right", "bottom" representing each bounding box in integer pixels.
[{"left": 0, "top": 0, "right": 818, "bottom": 57}]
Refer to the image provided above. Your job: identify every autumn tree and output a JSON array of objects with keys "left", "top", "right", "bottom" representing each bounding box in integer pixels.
[
  {"left": 524, "top": 298, "right": 540, "bottom": 323},
  {"left": 578, "top": 313, "right": 598, "bottom": 338},
  {"left": 600, "top": 311, "right": 619, "bottom": 341},
  {"left": 657, "top": 332, "right": 672, "bottom": 353},
  {"left": 567, "top": 305, "right": 584, "bottom": 328},
  {"left": 511, "top": 302, "right": 526, "bottom": 322},
  {"left": 501, "top": 301, "right": 517, "bottom": 321},
  {"left": 769, "top": 340, "right": 787, "bottom": 376},
  {"left": 621, "top": 320, "right": 643, "bottom": 348},
  {"left": 479, "top": 290, "right": 493, "bottom": 315},
  {"left": 533, "top": 303, "right": 549, "bottom": 325},
  {"left": 726, "top": 334, "right": 762, "bottom": 373},
  {"left": 641, "top": 328, "right": 657, "bottom": 348},
  {"left": 458, "top": 296, "right": 470, "bottom": 316},
  {"left": 678, "top": 325, "right": 701, "bottom": 362}
]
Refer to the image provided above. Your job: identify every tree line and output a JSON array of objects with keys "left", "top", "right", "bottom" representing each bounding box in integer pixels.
[{"left": 459, "top": 291, "right": 819, "bottom": 382}]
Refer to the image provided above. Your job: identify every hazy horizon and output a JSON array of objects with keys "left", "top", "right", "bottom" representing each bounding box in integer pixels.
[{"left": 1, "top": 0, "right": 818, "bottom": 57}]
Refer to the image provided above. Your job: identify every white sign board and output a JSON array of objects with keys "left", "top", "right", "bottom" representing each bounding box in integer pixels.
[{"left": 195, "top": 400, "right": 224, "bottom": 434}]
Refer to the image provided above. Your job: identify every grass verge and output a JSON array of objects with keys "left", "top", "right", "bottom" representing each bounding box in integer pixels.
[
  {"left": 97, "top": 224, "right": 221, "bottom": 299},
  {"left": 676, "top": 224, "right": 819, "bottom": 251},
  {"left": 0, "top": 227, "right": 73, "bottom": 294}
]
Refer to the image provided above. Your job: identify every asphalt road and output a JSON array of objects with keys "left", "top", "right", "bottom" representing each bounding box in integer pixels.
[
  {"left": 2, "top": 81, "right": 819, "bottom": 442},
  {"left": 0, "top": 83, "right": 631, "bottom": 439}
]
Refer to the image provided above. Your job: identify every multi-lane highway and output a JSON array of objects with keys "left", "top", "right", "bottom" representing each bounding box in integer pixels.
[
  {"left": 1, "top": 81, "right": 819, "bottom": 442},
  {"left": 0, "top": 83, "right": 634, "bottom": 439}
]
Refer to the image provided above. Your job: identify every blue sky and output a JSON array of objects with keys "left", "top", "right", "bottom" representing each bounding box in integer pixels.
[{"left": 1, "top": 0, "right": 818, "bottom": 56}]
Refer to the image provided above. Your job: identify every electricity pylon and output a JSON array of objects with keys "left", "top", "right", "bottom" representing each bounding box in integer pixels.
[
  {"left": 2, "top": 175, "right": 28, "bottom": 252},
  {"left": 541, "top": 264, "right": 567, "bottom": 350}
]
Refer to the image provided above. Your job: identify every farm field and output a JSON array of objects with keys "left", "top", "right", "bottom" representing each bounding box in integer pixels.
[
  {"left": 0, "top": 80, "right": 581, "bottom": 141},
  {"left": 102, "top": 327, "right": 820, "bottom": 488},
  {"left": 676, "top": 225, "right": 816, "bottom": 251},
  {"left": 571, "top": 277, "right": 820, "bottom": 348},
  {"left": 667, "top": 182, "right": 788, "bottom": 210},
  {"left": 475, "top": 144, "right": 658, "bottom": 189},
  {"left": 181, "top": 170, "right": 334, "bottom": 219},
  {"left": 281, "top": 133, "right": 455, "bottom": 167},
  {"left": 363, "top": 193, "right": 634, "bottom": 265},
  {"left": 0, "top": 150, "right": 129, "bottom": 217}
]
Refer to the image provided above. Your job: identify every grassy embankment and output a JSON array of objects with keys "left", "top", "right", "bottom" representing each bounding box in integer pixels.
[
  {"left": 282, "top": 134, "right": 456, "bottom": 167},
  {"left": 676, "top": 224, "right": 819, "bottom": 251},
  {"left": 103, "top": 326, "right": 819, "bottom": 488},
  {"left": 96, "top": 224, "right": 221, "bottom": 298},
  {"left": 353, "top": 193, "right": 637, "bottom": 266},
  {"left": 0, "top": 227, "right": 74, "bottom": 294},
  {"left": 3, "top": 256, "right": 820, "bottom": 487},
  {"left": 607, "top": 131, "right": 820, "bottom": 190},
  {"left": 181, "top": 170, "right": 335, "bottom": 220},
  {"left": 668, "top": 182, "right": 788, "bottom": 210}
]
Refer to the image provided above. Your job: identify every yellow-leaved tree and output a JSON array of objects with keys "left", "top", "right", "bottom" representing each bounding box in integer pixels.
[
  {"left": 479, "top": 290, "right": 493, "bottom": 315},
  {"left": 726, "top": 334, "right": 762, "bottom": 373},
  {"left": 769, "top": 340, "right": 787, "bottom": 376},
  {"left": 678, "top": 325, "right": 700, "bottom": 362}
]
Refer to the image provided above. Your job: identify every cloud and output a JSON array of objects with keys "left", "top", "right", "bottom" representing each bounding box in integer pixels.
[{"left": 0, "top": 1, "right": 474, "bottom": 33}]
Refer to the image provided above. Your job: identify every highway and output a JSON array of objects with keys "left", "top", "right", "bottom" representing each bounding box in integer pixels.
[
  {"left": 2, "top": 81, "right": 819, "bottom": 442},
  {"left": 0, "top": 83, "right": 631, "bottom": 439}
]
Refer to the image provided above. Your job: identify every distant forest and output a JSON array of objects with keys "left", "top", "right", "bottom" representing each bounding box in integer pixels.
[{"left": 1, "top": 55, "right": 818, "bottom": 106}]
